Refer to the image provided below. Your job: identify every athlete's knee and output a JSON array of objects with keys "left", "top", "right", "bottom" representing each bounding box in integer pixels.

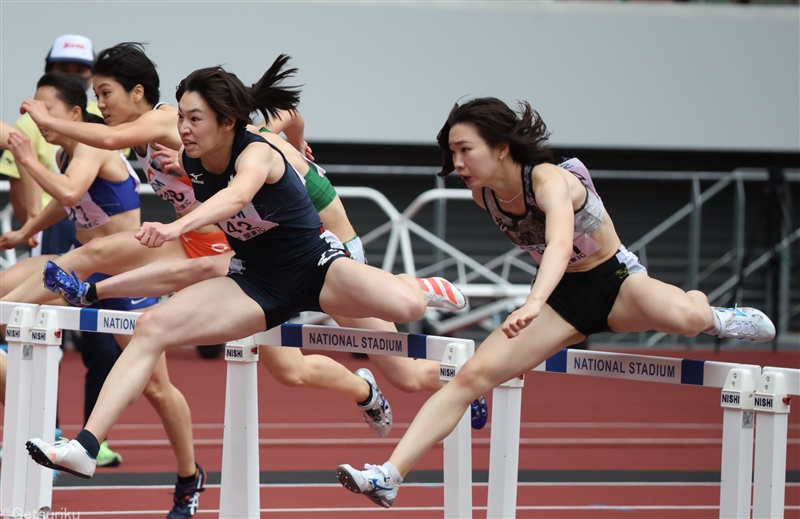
[
  {"left": 393, "top": 288, "right": 427, "bottom": 323},
  {"left": 450, "top": 361, "right": 491, "bottom": 398},
  {"left": 83, "top": 236, "right": 113, "bottom": 264},
  {"left": 142, "top": 376, "right": 172, "bottom": 407},
  {"left": 132, "top": 310, "right": 173, "bottom": 345},
  {"left": 174, "top": 256, "right": 224, "bottom": 284}
]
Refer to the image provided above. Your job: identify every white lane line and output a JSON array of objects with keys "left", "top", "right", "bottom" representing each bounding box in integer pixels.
[{"left": 64, "top": 437, "right": 799, "bottom": 447}]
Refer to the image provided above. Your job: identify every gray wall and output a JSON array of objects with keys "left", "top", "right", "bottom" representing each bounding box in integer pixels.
[{"left": 1, "top": 1, "right": 798, "bottom": 151}]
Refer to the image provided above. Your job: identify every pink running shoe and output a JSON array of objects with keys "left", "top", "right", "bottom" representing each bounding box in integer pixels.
[{"left": 417, "top": 277, "right": 467, "bottom": 311}]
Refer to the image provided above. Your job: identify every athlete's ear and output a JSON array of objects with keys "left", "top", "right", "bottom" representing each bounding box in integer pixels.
[
  {"left": 496, "top": 141, "right": 510, "bottom": 161},
  {"left": 69, "top": 105, "right": 82, "bottom": 122},
  {"left": 220, "top": 116, "right": 235, "bottom": 132},
  {"left": 132, "top": 84, "right": 145, "bottom": 104}
]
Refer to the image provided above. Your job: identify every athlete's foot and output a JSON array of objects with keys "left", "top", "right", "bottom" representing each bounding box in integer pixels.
[
  {"left": 168, "top": 464, "right": 206, "bottom": 519},
  {"left": 337, "top": 462, "right": 402, "bottom": 508},
  {"left": 355, "top": 368, "right": 393, "bottom": 437},
  {"left": 710, "top": 306, "right": 776, "bottom": 342},
  {"left": 417, "top": 277, "right": 467, "bottom": 311},
  {"left": 96, "top": 441, "right": 123, "bottom": 467},
  {"left": 26, "top": 438, "right": 96, "bottom": 479},
  {"left": 42, "top": 261, "right": 91, "bottom": 307},
  {"left": 471, "top": 395, "right": 488, "bottom": 430}
]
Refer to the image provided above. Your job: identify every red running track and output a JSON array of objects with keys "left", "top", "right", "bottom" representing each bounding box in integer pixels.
[{"left": 2, "top": 347, "right": 798, "bottom": 518}]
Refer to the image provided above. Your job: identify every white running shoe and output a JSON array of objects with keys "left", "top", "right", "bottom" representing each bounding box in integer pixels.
[
  {"left": 26, "top": 438, "right": 96, "bottom": 479},
  {"left": 711, "top": 306, "right": 776, "bottom": 342},
  {"left": 417, "top": 277, "right": 467, "bottom": 311},
  {"left": 355, "top": 368, "right": 393, "bottom": 438},
  {"left": 337, "top": 462, "right": 402, "bottom": 508}
]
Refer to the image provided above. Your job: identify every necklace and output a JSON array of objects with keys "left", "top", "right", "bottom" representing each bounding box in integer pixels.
[{"left": 496, "top": 190, "right": 523, "bottom": 203}]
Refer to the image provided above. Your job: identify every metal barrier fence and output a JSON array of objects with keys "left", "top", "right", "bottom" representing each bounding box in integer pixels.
[{"left": 1, "top": 168, "right": 798, "bottom": 347}]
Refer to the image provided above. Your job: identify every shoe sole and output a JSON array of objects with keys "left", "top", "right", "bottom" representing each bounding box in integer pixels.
[
  {"left": 336, "top": 466, "right": 364, "bottom": 494},
  {"left": 26, "top": 441, "right": 92, "bottom": 479},
  {"left": 336, "top": 466, "right": 391, "bottom": 508}
]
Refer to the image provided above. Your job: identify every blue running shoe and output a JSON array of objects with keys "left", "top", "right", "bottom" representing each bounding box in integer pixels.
[
  {"left": 42, "top": 261, "right": 90, "bottom": 307},
  {"left": 168, "top": 464, "right": 205, "bottom": 519},
  {"left": 471, "top": 396, "right": 488, "bottom": 430}
]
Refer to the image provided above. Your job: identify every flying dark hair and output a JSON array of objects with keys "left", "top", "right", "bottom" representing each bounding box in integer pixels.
[
  {"left": 36, "top": 72, "right": 103, "bottom": 124},
  {"left": 91, "top": 42, "right": 160, "bottom": 106},
  {"left": 436, "top": 97, "right": 553, "bottom": 177},
  {"left": 175, "top": 54, "right": 301, "bottom": 130}
]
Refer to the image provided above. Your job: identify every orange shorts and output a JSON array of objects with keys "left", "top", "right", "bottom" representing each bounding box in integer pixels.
[{"left": 179, "top": 230, "right": 230, "bottom": 258}]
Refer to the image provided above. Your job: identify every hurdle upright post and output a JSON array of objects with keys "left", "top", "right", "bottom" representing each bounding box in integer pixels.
[
  {"left": 486, "top": 375, "right": 524, "bottom": 519},
  {"left": 718, "top": 368, "right": 756, "bottom": 519},
  {"left": 219, "top": 336, "right": 261, "bottom": 519},
  {"left": 23, "top": 308, "right": 62, "bottom": 516},
  {"left": 438, "top": 342, "right": 473, "bottom": 519},
  {"left": 1, "top": 305, "right": 37, "bottom": 517},
  {"left": 752, "top": 368, "right": 797, "bottom": 519}
]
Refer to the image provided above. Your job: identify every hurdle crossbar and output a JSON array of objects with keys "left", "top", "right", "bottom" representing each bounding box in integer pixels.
[
  {"left": 487, "top": 348, "right": 761, "bottom": 519},
  {"left": 217, "top": 323, "right": 475, "bottom": 519}
]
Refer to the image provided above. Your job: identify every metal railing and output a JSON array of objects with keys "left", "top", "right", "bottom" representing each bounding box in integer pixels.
[{"left": 1, "top": 169, "right": 797, "bottom": 347}]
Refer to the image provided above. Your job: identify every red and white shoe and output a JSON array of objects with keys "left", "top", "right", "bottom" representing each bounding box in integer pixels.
[
  {"left": 417, "top": 277, "right": 467, "bottom": 311},
  {"left": 26, "top": 438, "right": 96, "bottom": 479}
]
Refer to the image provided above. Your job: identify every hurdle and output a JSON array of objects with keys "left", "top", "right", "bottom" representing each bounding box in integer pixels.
[
  {"left": 0, "top": 303, "right": 476, "bottom": 519},
  {"left": 219, "top": 323, "right": 476, "bottom": 519},
  {"left": 486, "top": 348, "right": 762, "bottom": 519},
  {"left": 752, "top": 366, "right": 798, "bottom": 519},
  {"left": 0, "top": 303, "right": 141, "bottom": 518}
]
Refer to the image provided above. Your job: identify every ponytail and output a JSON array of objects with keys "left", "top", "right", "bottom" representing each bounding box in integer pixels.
[
  {"left": 176, "top": 55, "right": 301, "bottom": 130},
  {"left": 250, "top": 54, "right": 301, "bottom": 126}
]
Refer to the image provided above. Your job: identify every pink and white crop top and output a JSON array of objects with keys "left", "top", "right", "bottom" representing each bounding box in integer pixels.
[
  {"left": 482, "top": 158, "right": 605, "bottom": 266},
  {"left": 133, "top": 104, "right": 196, "bottom": 214}
]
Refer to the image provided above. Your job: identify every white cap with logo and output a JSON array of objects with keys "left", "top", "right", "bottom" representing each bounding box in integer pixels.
[{"left": 47, "top": 34, "right": 94, "bottom": 67}]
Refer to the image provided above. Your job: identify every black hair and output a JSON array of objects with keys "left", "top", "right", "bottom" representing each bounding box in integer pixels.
[
  {"left": 91, "top": 43, "right": 160, "bottom": 106},
  {"left": 36, "top": 72, "right": 104, "bottom": 124},
  {"left": 175, "top": 54, "right": 301, "bottom": 130},
  {"left": 436, "top": 97, "right": 553, "bottom": 177}
]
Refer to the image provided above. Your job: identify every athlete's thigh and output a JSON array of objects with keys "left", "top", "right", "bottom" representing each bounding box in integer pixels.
[
  {"left": 62, "top": 232, "right": 188, "bottom": 277},
  {"left": 0, "top": 255, "right": 54, "bottom": 297},
  {"left": 330, "top": 315, "right": 397, "bottom": 333},
  {"left": 319, "top": 259, "right": 407, "bottom": 318},
  {"left": 145, "top": 277, "right": 265, "bottom": 348},
  {"left": 607, "top": 273, "right": 691, "bottom": 333},
  {"left": 462, "top": 304, "right": 583, "bottom": 389}
]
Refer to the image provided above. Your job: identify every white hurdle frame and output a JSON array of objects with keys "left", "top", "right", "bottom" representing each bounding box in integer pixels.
[
  {"left": 486, "top": 348, "right": 762, "bottom": 519},
  {"left": 752, "top": 366, "right": 799, "bottom": 519},
  {"left": 0, "top": 303, "right": 141, "bottom": 519},
  {"left": 2, "top": 304, "right": 476, "bottom": 518},
  {"left": 219, "top": 322, "right": 475, "bottom": 519}
]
